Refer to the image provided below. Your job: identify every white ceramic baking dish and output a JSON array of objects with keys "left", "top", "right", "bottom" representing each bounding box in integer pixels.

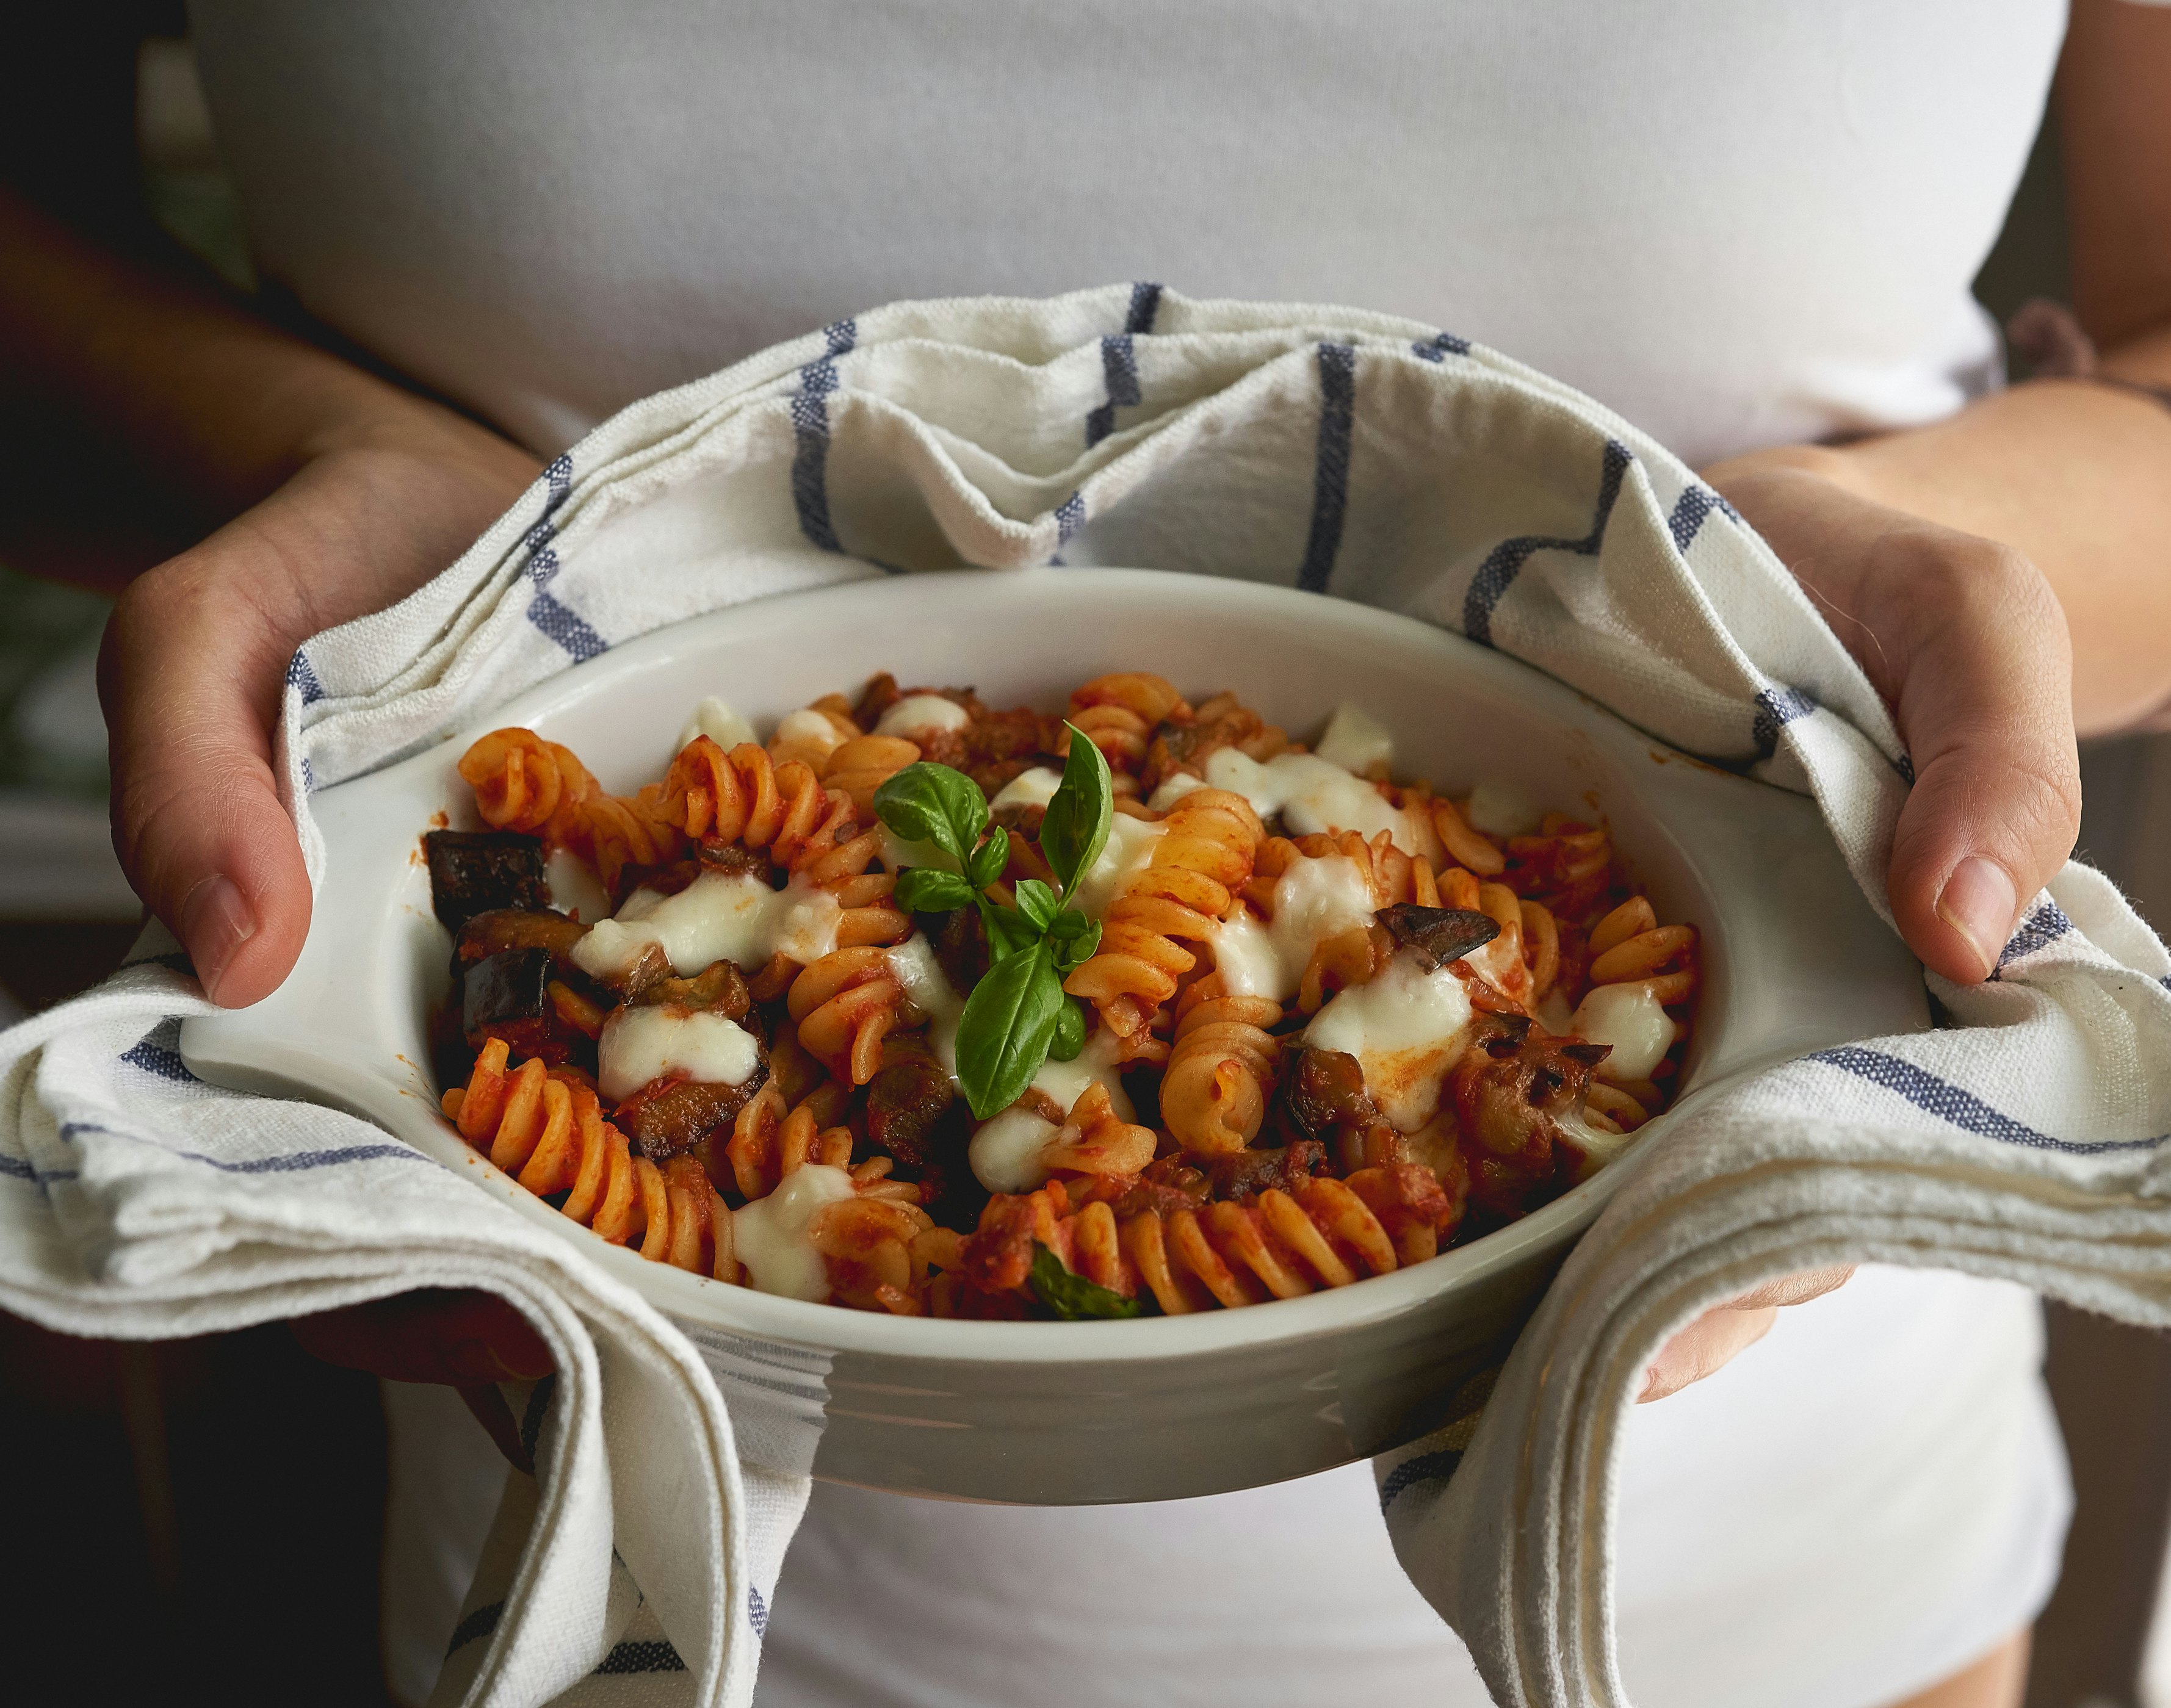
[{"left": 181, "top": 568, "right": 1925, "bottom": 1504}]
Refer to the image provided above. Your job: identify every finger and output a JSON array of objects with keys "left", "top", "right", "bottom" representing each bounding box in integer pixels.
[
  {"left": 99, "top": 541, "right": 313, "bottom": 1008},
  {"left": 1876, "top": 535, "right": 2081, "bottom": 984},
  {"left": 289, "top": 1288, "right": 555, "bottom": 1386},
  {"left": 1718, "top": 1263, "right": 1855, "bottom": 1313},
  {"left": 1639, "top": 1305, "right": 1778, "bottom": 1403}
]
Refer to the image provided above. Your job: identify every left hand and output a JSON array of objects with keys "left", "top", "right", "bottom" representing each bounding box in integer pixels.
[{"left": 1635, "top": 444, "right": 2084, "bottom": 1399}]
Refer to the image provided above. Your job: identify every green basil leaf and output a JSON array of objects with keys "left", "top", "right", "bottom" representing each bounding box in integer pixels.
[
  {"left": 1050, "top": 917, "right": 1102, "bottom": 973},
  {"left": 1040, "top": 725, "right": 1114, "bottom": 899},
  {"left": 1044, "top": 908, "right": 1094, "bottom": 941},
  {"left": 1028, "top": 1242, "right": 1141, "bottom": 1320},
  {"left": 1048, "top": 995, "right": 1086, "bottom": 1062},
  {"left": 981, "top": 901, "right": 1044, "bottom": 962},
  {"left": 955, "top": 941, "right": 1064, "bottom": 1118},
  {"left": 1012, "top": 877, "right": 1061, "bottom": 931},
  {"left": 965, "top": 826, "right": 1010, "bottom": 892},
  {"left": 895, "top": 866, "right": 976, "bottom": 915},
  {"left": 873, "top": 762, "right": 988, "bottom": 865}
]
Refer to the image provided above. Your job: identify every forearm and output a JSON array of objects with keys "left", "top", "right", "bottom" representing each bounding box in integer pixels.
[
  {"left": 1706, "top": 322, "right": 2171, "bottom": 736},
  {"left": 0, "top": 184, "right": 527, "bottom": 589}
]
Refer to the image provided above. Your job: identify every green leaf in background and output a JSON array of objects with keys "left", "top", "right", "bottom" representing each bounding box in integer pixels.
[
  {"left": 981, "top": 903, "right": 1042, "bottom": 962},
  {"left": 1048, "top": 995, "right": 1086, "bottom": 1062},
  {"left": 894, "top": 866, "right": 975, "bottom": 915},
  {"left": 873, "top": 762, "right": 988, "bottom": 866},
  {"left": 964, "top": 825, "right": 1010, "bottom": 892},
  {"left": 1028, "top": 1243, "right": 1142, "bottom": 1320},
  {"left": 955, "top": 940, "right": 1063, "bottom": 1118},
  {"left": 1039, "top": 725, "right": 1114, "bottom": 900}
]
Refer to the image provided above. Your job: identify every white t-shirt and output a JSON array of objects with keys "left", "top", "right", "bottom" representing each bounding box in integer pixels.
[
  {"left": 186, "top": 5, "right": 2077, "bottom": 1703},
  {"left": 189, "top": 0, "right": 2062, "bottom": 468}
]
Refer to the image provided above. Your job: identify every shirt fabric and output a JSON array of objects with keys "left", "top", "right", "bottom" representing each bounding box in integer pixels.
[{"left": 184, "top": 5, "right": 2076, "bottom": 1703}]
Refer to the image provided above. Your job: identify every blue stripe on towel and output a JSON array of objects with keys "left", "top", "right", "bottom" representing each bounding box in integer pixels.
[
  {"left": 1751, "top": 686, "right": 1817, "bottom": 760},
  {"left": 1463, "top": 439, "right": 1633, "bottom": 647},
  {"left": 791, "top": 319, "right": 859, "bottom": 552},
  {"left": 521, "top": 457, "right": 608, "bottom": 661},
  {"left": 596, "top": 1640, "right": 687, "bottom": 1676},
  {"left": 1053, "top": 490, "right": 1087, "bottom": 549},
  {"left": 749, "top": 1584, "right": 770, "bottom": 1637},
  {"left": 1411, "top": 330, "right": 1470, "bottom": 362},
  {"left": 60, "top": 1120, "right": 427, "bottom": 1173},
  {"left": 1378, "top": 1447, "right": 1464, "bottom": 1513},
  {"left": 1083, "top": 283, "right": 1163, "bottom": 447},
  {"left": 445, "top": 1601, "right": 504, "bottom": 1656},
  {"left": 286, "top": 649, "right": 326, "bottom": 706},
  {"left": 120, "top": 1020, "right": 198, "bottom": 1083},
  {"left": 1295, "top": 342, "right": 1357, "bottom": 593},
  {"left": 1807, "top": 1046, "right": 2165, "bottom": 1153},
  {"left": 0, "top": 1155, "right": 78, "bottom": 1184},
  {"left": 1123, "top": 279, "right": 1163, "bottom": 335},
  {"left": 1994, "top": 901, "right": 2073, "bottom": 976}
]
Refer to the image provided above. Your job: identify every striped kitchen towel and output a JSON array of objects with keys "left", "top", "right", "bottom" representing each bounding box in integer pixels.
[{"left": 4, "top": 283, "right": 2167, "bottom": 1708}]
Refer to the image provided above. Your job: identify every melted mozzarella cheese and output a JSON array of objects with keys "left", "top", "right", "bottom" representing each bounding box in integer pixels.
[
  {"left": 1070, "top": 812, "right": 1168, "bottom": 921},
  {"left": 598, "top": 1004, "right": 760, "bottom": 1102},
  {"left": 968, "top": 1107, "right": 1061, "bottom": 1195},
  {"left": 677, "top": 696, "right": 757, "bottom": 755},
  {"left": 732, "top": 1164, "right": 857, "bottom": 1300},
  {"left": 1197, "top": 749, "right": 1423, "bottom": 852},
  {"left": 544, "top": 847, "right": 610, "bottom": 926},
  {"left": 1463, "top": 779, "right": 1544, "bottom": 838},
  {"left": 1313, "top": 702, "right": 1394, "bottom": 777},
  {"left": 772, "top": 707, "right": 845, "bottom": 762},
  {"left": 989, "top": 766, "right": 1063, "bottom": 812},
  {"left": 1305, "top": 956, "right": 1476, "bottom": 1131},
  {"left": 885, "top": 934, "right": 966, "bottom": 1079},
  {"left": 873, "top": 694, "right": 971, "bottom": 738},
  {"left": 1211, "top": 854, "right": 1377, "bottom": 1003},
  {"left": 1568, "top": 983, "right": 1678, "bottom": 1081},
  {"left": 1031, "top": 1025, "right": 1136, "bottom": 1121},
  {"left": 571, "top": 871, "right": 841, "bottom": 981}
]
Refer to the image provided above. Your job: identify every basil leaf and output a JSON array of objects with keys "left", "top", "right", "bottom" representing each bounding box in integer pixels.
[
  {"left": 1028, "top": 1243, "right": 1141, "bottom": 1320},
  {"left": 873, "top": 762, "right": 988, "bottom": 865},
  {"left": 1012, "top": 877, "right": 1061, "bottom": 931},
  {"left": 981, "top": 901, "right": 1044, "bottom": 962},
  {"left": 1050, "top": 917, "right": 1102, "bottom": 973},
  {"left": 895, "top": 866, "right": 976, "bottom": 915},
  {"left": 1040, "top": 725, "right": 1114, "bottom": 900},
  {"left": 955, "top": 940, "right": 1063, "bottom": 1118},
  {"left": 1044, "top": 908, "right": 1095, "bottom": 941},
  {"left": 965, "top": 826, "right": 1010, "bottom": 892},
  {"left": 1048, "top": 995, "right": 1086, "bottom": 1062}
]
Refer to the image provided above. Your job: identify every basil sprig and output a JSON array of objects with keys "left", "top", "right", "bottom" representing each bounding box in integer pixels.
[
  {"left": 873, "top": 725, "right": 1113, "bottom": 1118},
  {"left": 1028, "top": 1242, "right": 1142, "bottom": 1320}
]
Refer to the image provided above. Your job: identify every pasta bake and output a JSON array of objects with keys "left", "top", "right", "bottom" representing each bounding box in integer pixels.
[{"left": 426, "top": 672, "right": 1697, "bottom": 1319}]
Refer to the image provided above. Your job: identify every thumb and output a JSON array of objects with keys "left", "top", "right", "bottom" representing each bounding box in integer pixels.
[
  {"left": 1872, "top": 533, "right": 2081, "bottom": 984},
  {"left": 100, "top": 549, "right": 312, "bottom": 1007}
]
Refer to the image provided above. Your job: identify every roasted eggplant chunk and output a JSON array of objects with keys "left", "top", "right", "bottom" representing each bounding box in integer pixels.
[
  {"left": 463, "top": 948, "right": 576, "bottom": 1064},
  {"left": 454, "top": 907, "right": 588, "bottom": 970},
  {"left": 425, "top": 831, "right": 549, "bottom": 929},
  {"left": 615, "top": 1064, "right": 770, "bottom": 1162}
]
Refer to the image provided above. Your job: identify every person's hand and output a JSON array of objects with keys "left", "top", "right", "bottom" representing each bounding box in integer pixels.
[
  {"left": 291, "top": 1288, "right": 555, "bottom": 1467},
  {"left": 100, "top": 405, "right": 539, "bottom": 1007},
  {"left": 1632, "top": 445, "right": 2082, "bottom": 1400}
]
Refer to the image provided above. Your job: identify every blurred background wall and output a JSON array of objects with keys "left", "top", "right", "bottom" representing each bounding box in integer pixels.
[{"left": 1, "top": 24, "right": 2167, "bottom": 1708}]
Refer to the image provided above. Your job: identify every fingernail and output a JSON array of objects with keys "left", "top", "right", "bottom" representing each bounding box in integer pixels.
[
  {"left": 179, "top": 874, "right": 257, "bottom": 1002},
  {"left": 1935, "top": 857, "right": 2017, "bottom": 980}
]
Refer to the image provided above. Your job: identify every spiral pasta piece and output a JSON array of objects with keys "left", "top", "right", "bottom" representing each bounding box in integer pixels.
[
  {"left": 1121, "top": 1171, "right": 1429, "bottom": 1314},
  {"left": 786, "top": 947, "right": 908, "bottom": 1086},
  {"left": 1064, "top": 787, "right": 1263, "bottom": 1037},
  {"left": 724, "top": 1075, "right": 855, "bottom": 1201},
  {"left": 1585, "top": 899, "right": 1699, "bottom": 1006},
  {"left": 1160, "top": 987, "right": 1283, "bottom": 1155},
  {"left": 808, "top": 1196, "right": 938, "bottom": 1314},
  {"left": 457, "top": 729, "right": 597, "bottom": 846},
  {"left": 1038, "top": 1081, "right": 1158, "bottom": 1178},
  {"left": 441, "top": 1042, "right": 731, "bottom": 1277},
  {"left": 1066, "top": 672, "right": 1186, "bottom": 774}
]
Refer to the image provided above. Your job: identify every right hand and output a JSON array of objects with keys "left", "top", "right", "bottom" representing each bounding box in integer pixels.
[{"left": 100, "top": 408, "right": 538, "bottom": 1007}]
